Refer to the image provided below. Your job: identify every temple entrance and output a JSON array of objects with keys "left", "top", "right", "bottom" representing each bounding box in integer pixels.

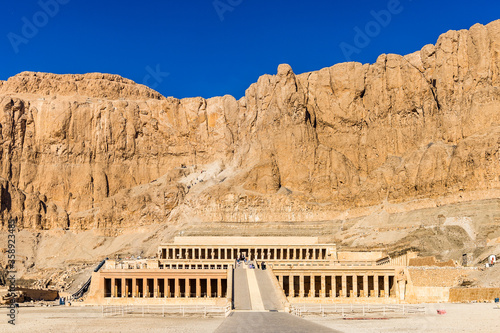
[{"left": 239, "top": 249, "right": 249, "bottom": 260}]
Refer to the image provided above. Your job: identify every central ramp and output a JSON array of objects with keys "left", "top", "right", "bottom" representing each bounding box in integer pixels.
[
  {"left": 246, "top": 267, "right": 266, "bottom": 311},
  {"left": 254, "top": 268, "right": 284, "bottom": 311},
  {"left": 233, "top": 265, "right": 252, "bottom": 310},
  {"left": 233, "top": 263, "right": 285, "bottom": 312},
  {"left": 224, "top": 264, "right": 335, "bottom": 332}
]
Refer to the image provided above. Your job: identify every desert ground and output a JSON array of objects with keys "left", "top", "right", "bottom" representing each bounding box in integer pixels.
[
  {"left": 306, "top": 303, "right": 500, "bottom": 333},
  {"left": 1, "top": 303, "right": 499, "bottom": 333}
]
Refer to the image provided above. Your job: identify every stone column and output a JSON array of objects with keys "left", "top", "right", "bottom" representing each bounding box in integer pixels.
[
  {"left": 374, "top": 275, "right": 379, "bottom": 297},
  {"left": 289, "top": 276, "right": 294, "bottom": 297},
  {"left": 299, "top": 274, "right": 305, "bottom": 298},
  {"left": 217, "top": 278, "right": 222, "bottom": 297},
  {"left": 186, "top": 279, "right": 191, "bottom": 298},
  {"left": 154, "top": 278, "right": 158, "bottom": 298},
  {"left": 363, "top": 275, "right": 369, "bottom": 298},
  {"left": 299, "top": 248, "right": 303, "bottom": 260},
  {"left": 321, "top": 275, "right": 326, "bottom": 298},
  {"left": 166, "top": 279, "right": 170, "bottom": 298},
  {"left": 310, "top": 275, "right": 315, "bottom": 298},
  {"left": 332, "top": 275, "right": 336, "bottom": 298},
  {"left": 207, "top": 278, "right": 212, "bottom": 298},
  {"left": 384, "top": 275, "right": 389, "bottom": 298},
  {"left": 143, "top": 279, "right": 147, "bottom": 298},
  {"left": 353, "top": 275, "right": 358, "bottom": 298},
  {"left": 124, "top": 278, "right": 128, "bottom": 297},
  {"left": 341, "top": 274, "right": 347, "bottom": 297},
  {"left": 118, "top": 278, "right": 123, "bottom": 297},
  {"left": 175, "top": 278, "right": 180, "bottom": 298},
  {"left": 111, "top": 278, "right": 116, "bottom": 298},
  {"left": 132, "top": 278, "right": 136, "bottom": 298},
  {"left": 196, "top": 278, "right": 201, "bottom": 297}
]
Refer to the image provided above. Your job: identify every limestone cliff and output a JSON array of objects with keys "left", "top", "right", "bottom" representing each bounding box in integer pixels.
[{"left": 1, "top": 20, "right": 500, "bottom": 236}]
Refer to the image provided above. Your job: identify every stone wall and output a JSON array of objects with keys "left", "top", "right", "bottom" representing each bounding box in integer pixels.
[
  {"left": 405, "top": 286, "right": 450, "bottom": 303},
  {"left": 449, "top": 288, "right": 500, "bottom": 302},
  {"left": 408, "top": 256, "right": 457, "bottom": 267},
  {"left": 407, "top": 267, "right": 469, "bottom": 287},
  {"left": 17, "top": 287, "right": 58, "bottom": 301}
]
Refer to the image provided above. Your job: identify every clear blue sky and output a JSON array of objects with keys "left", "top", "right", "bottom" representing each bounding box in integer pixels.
[{"left": 0, "top": 0, "right": 498, "bottom": 99}]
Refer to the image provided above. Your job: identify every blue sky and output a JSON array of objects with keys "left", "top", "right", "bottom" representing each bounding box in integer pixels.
[{"left": 0, "top": 0, "right": 498, "bottom": 99}]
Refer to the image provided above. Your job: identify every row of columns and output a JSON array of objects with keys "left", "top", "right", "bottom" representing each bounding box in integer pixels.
[
  {"left": 161, "top": 247, "right": 328, "bottom": 261},
  {"left": 276, "top": 274, "right": 393, "bottom": 298},
  {"left": 104, "top": 277, "right": 226, "bottom": 298}
]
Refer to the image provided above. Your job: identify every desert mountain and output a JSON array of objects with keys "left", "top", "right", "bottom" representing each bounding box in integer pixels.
[{"left": 1, "top": 20, "right": 500, "bottom": 282}]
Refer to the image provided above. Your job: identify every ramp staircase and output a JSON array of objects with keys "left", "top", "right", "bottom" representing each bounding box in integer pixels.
[{"left": 71, "top": 258, "right": 107, "bottom": 300}]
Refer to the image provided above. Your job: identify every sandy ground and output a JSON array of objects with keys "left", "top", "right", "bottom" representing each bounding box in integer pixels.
[
  {"left": 1, "top": 303, "right": 499, "bottom": 332},
  {"left": 306, "top": 303, "right": 500, "bottom": 333},
  {"left": 0, "top": 306, "right": 225, "bottom": 333}
]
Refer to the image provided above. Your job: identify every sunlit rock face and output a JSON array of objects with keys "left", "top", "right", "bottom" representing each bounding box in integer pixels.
[{"left": 1, "top": 20, "right": 500, "bottom": 232}]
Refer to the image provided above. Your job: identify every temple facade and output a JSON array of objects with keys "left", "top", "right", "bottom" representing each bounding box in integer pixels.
[{"left": 86, "top": 237, "right": 413, "bottom": 305}]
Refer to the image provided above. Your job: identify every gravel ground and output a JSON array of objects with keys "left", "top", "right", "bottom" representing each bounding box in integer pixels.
[
  {"left": 0, "top": 306, "right": 224, "bottom": 333},
  {"left": 305, "top": 303, "right": 500, "bottom": 333},
  {"left": 1, "top": 303, "right": 499, "bottom": 333}
]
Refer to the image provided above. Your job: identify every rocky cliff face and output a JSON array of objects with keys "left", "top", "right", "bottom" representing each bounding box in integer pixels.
[{"left": 1, "top": 21, "right": 500, "bottom": 234}]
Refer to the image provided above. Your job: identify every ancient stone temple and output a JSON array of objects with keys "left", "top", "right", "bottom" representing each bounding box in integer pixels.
[{"left": 86, "top": 237, "right": 416, "bottom": 305}]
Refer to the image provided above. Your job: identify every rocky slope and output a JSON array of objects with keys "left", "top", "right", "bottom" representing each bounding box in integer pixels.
[{"left": 0, "top": 20, "right": 499, "bottom": 265}]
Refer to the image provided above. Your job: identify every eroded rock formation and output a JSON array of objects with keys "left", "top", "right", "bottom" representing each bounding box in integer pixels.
[{"left": 1, "top": 21, "right": 500, "bottom": 233}]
